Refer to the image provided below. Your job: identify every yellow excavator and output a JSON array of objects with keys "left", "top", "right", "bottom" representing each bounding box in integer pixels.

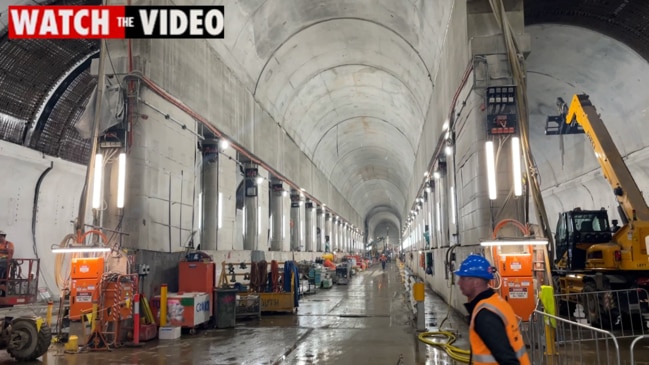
[{"left": 545, "top": 94, "right": 649, "bottom": 326}]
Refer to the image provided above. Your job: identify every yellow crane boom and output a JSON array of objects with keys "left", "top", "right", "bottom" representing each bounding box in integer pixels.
[{"left": 563, "top": 94, "right": 649, "bottom": 223}]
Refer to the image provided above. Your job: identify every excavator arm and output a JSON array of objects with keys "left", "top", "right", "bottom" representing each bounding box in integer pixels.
[{"left": 562, "top": 94, "right": 649, "bottom": 223}]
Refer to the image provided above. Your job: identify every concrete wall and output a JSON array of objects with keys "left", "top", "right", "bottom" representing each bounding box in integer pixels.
[
  {"left": 0, "top": 140, "right": 88, "bottom": 297},
  {"left": 135, "top": 249, "right": 330, "bottom": 299},
  {"left": 121, "top": 88, "right": 198, "bottom": 252},
  {"left": 129, "top": 21, "right": 362, "bottom": 228}
]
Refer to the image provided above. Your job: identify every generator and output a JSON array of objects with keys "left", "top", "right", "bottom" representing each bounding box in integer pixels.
[{"left": 70, "top": 257, "right": 104, "bottom": 320}]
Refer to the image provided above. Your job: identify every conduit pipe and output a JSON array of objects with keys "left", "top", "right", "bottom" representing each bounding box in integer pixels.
[
  {"left": 488, "top": 0, "right": 555, "bottom": 254},
  {"left": 122, "top": 72, "right": 352, "bottom": 226}
]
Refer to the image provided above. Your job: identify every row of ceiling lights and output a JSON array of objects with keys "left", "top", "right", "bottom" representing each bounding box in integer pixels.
[
  {"left": 402, "top": 122, "right": 453, "bottom": 235},
  {"left": 219, "top": 139, "right": 362, "bottom": 235}
]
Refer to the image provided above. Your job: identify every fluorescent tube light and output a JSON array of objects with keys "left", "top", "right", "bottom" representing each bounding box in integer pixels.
[
  {"left": 92, "top": 153, "right": 103, "bottom": 209},
  {"left": 512, "top": 137, "right": 522, "bottom": 196},
  {"left": 485, "top": 141, "right": 497, "bottom": 200},
  {"left": 436, "top": 202, "right": 441, "bottom": 232},
  {"left": 480, "top": 239, "right": 548, "bottom": 246},
  {"left": 450, "top": 186, "right": 456, "bottom": 225},
  {"left": 117, "top": 153, "right": 126, "bottom": 208},
  {"left": 217, "top": 192, "right": 222, "bottom": 229},
  {"left": 52, "top": 246, "right": 111, "bottom": 253}
]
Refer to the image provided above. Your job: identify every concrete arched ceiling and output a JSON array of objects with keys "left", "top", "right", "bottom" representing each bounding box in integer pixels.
[
  {"left": 525, "top": 0, "right": 649, "bottom": 62},
  {"left": 366, "top": 206, "right": 401, "bottom": 243},
  {"left": 526, "top": 24, "right": 649, "bottom": 226},
  {"left": 2, "top": 0, "right": 649, "bottom": 242},
  {"left": 217, "top": 0, "right": 454, "bottom": 234}
]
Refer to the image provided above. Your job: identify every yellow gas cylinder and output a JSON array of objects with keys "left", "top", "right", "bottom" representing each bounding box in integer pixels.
[
  {"left": 413, "top": 282, "right": 425, "bottom": 302},
  {"left": 64, "top": 335, "right": 79, "bottom": 353}
]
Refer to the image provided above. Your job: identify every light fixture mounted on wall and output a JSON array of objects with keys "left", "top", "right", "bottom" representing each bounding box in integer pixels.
[
  {"left": 51, "top": 245, "right": 111, "bottom": 253},
  {"left": 116, "top": 152, "right": 126, "bottom": 208},
  {"left": 485, "top": 141, "right": 497, "bottom": 200},
  {"left": 480, "top": 238, "right": 548, "bottom": 246},
  {"left": 91, "top": 153, "right": 103, "bottom": 209},
  {"left": 512, "top": 137, "right": 522, "bottom": 196}
]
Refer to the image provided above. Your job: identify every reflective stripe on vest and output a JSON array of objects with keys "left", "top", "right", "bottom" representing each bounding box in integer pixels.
[
  {"left": 469, "top": 295, "right": 530, "bottom": 365},
  {"left": 472, "top": 346, "right": 528, "bottom": 363}
]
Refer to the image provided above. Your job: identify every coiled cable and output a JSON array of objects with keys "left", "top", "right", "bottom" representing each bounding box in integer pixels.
[{"left": 418, "top": 330, "right": 470, "bottom": 363}]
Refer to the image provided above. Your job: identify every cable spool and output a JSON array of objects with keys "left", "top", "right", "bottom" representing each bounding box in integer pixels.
[{"left": 270, "top": 260, "right": 280, "bottom": 292}]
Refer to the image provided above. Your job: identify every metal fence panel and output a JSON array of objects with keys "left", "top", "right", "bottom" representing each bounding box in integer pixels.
[
  {"left": 525, "top": 310, "right": 621, "bottom": 365},
  {"left": 554, "top": 288, "right": 649, "bottom": 339}
]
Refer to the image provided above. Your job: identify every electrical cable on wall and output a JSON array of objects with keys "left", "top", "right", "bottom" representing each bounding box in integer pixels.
[
  {"left": 31, "top": 161, "right": 53, "bottom": 293},
  {"left": 122, "top": 71, "right": 351, "bottom": 225},
  {"left": 488, "top": 0, "right": 555, "bottom": 257}
]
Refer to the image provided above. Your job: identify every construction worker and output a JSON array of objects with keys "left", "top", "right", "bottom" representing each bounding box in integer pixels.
[
  {"left": 0, "top": 231, "right": 14, "bottom": 281},
  {"left": 379, "top": 253, "right": 387, "bottom": 270},
  {"left": 454, "top": 254, "right": 530, "bottom": 365}
]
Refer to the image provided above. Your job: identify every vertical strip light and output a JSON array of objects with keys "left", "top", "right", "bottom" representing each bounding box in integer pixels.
[
  {"left": 512, "top": 137, "right": 522, "bottom": 196},
  {"left": 269, "top": 214, "right": 273, "bottom": 240},
  {"left": 198, "top": 192, "right": 203, "bottom": 230},
  {"left": 258, "top": 206, "right": 261, "bottom": 236},
  {"left": 117, "top": 153, "right": 126, "bottom": 208},
  {"left": 450, "top": 186, "right": 457, "bottom": 225},
  {"left": 242, "top": 206, "right": 246, "bottom": 235},
  {"left": 282, "top": 215, "right": 286, "bottom": 239},
  {"left": 485, "top": 141, "right": 497, "bottom": 200},
  {"left": 218, "top": 192, "right": 223, "bottom": 229},
  {"left": 436, "top": 202, "right": 441, "bottom": 232},
  {"left": 92, "top": 153, "right": 103, "bottom": 209}
]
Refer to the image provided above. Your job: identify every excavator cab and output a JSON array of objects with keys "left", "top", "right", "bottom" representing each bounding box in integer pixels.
[{"left": 554, "top": 208, "right": 612, "bottom": 270}]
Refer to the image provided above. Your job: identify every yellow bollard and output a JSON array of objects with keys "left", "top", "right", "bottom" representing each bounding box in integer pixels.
[
  {"left": 413, "top": 282, "right": 425, "bottom": 302},
  {"left": 413, "top": 282, "right": 426, "bottom": 331},
  {"left": 545, "top": 323, "right": 556, "bottom": 356},
  {"left": 160, "top": 284, "right": 168, "bottom": 327},
  {"left": 46, "top": 300, "right": 53, "bottom": 327}
]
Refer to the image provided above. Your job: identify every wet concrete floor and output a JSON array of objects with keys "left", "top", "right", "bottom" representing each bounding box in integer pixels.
[{"left": 0, "top": 261, "right": 469, "bottom": 365}]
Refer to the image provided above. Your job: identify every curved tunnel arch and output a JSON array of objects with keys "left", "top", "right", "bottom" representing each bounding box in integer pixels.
[
  {"left": 253, "top": 16, "right": 432, "bottom": 97},
  {"left": 526, "top": 23, "right": 649, "bottom": 231},
  {"left": 278, "top": 63, "right": 427, "bottom": 124},
  {"left": 278, "top": 65, "right": 424, "bottom": 153},
  {"left": 311, "top": 115, "right": 416, "bottom": 161},
  {"left": 2, "top": 1, "right": 649, "bottom": 247},
  {"left": 347, "top": 178, "right": 407, "bottom": 221}
]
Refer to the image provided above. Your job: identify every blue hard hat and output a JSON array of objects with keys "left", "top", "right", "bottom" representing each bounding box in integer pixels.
[{"left": 454, "top": 254, "right": 493, "bottom": 280}]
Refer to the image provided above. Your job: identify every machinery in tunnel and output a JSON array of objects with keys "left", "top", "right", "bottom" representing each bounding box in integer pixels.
[
  {"left": 0, "top": 252, "right": 51, "bottom": 361},
  {"left": 546, "top": 94, "right": 649, "bottom": 327}
]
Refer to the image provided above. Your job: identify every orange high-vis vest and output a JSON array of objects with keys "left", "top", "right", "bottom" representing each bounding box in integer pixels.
[
  {"left": 0, "top": 241, "right": 13, "bottom": 259},
  {"left": 469, "top": 294, "right": 530, "bottom": 365}
]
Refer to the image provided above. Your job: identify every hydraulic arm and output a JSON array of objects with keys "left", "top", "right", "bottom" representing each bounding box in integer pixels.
[{"left": 552, "top": 94, "right": 649, "bottom": 223}]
